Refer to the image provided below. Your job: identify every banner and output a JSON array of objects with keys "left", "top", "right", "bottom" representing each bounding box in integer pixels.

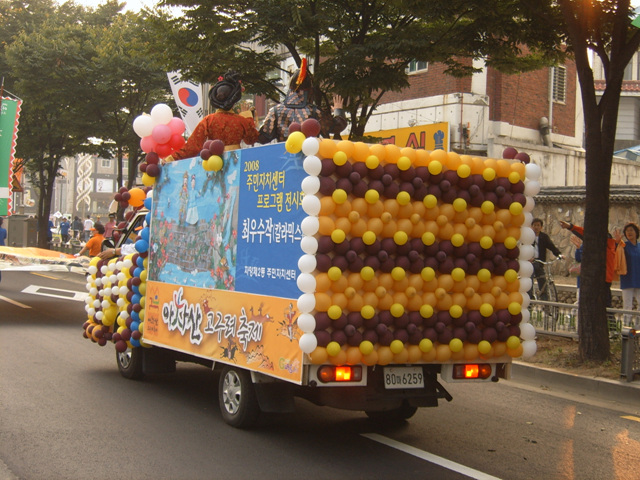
[
  {"left": 0, "top": 97, "right": 22, "bottom": 216},
  {"left": 144, "top": 144, "right": 306, "bottom": 382},
  {"left": 167, "top": 72, "right": 204, "bottom": 136},
  {"left": 365, "top": 122, "right": 449, "bottom": 151}
]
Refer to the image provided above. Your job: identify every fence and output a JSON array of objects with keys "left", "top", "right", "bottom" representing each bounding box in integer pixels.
[{"left": 529, "top": 298, "right": 640, "bottom": 382}]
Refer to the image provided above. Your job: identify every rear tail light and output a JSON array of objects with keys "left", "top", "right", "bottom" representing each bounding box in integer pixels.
[
  {"left": 317, "top": 365, "right": 363, "bottom": 383},
  {"left": 452, "top": 364, "right": 492, "bottom": 380}
]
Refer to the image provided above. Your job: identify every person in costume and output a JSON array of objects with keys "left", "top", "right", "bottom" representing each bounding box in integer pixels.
[
  {"left": 167, "top": 71, "right": 259, "bottom": 162},
  {"left": 258, "top": 59, "right": 347, "bottom": 144}
]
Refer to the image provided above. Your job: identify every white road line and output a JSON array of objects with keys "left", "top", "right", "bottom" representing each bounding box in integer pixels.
[
  {"left": 361, "top": 433, "right": 502, "bottom": 480},
  {"left": 21, "top": 285, "right": 87, "bottom": 302},
  {"left": 0, "top": 295, "right": 32, "bottom": 309}
]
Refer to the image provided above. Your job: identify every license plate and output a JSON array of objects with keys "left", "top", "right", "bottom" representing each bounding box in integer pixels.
[{"left": 383, "top": 367, "right": 425, "bottom": 389}]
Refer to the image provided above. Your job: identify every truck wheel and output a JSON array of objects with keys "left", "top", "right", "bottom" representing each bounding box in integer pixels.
[
  {"left": 116, "top": 346, "right": 144, "bottom": 380},
  {"left": 218, "top": 366, "right": 260, "bottom": 428},
  {"left": 365, "top": 402, "right": 418, "bottom": 423}
]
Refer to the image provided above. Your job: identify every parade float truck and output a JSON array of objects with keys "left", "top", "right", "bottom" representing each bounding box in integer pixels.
[{"left": 83, "top": 132, "right": 540, "bottom": 429}]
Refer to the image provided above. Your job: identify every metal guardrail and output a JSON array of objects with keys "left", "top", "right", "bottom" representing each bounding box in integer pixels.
[{"left": 529, "top": 299, "right": 640, "bottom": 382}]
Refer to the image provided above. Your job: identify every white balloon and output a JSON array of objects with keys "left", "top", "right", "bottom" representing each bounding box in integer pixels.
[
  {"left": 300, "top": 236, "right": 318, "bottom": 255},
  {"left": 302, "top": 195, "right": 321, "bottom": 216},
  {"left": 111, "top": 286, "right": 120, "bottom": 296},
  {"left": 133, "top": 115, "right": 154, "bottom": 138},
  {"left": 123, "top": 259, "right": 133, "bottom": 268},
  {"left": 150, "top": 103, "right": 173, "bottom": 126},
  {"left": 103, "top": 287, "right": 112, "bottom": 297},
  {"left": 297, "top": 313, "right": 316, "bottom": 333},
  {"left": 525, "top": 163, "right": 541, "bottom": 181},
  {"left": 523, "top": 212, "right": 533, "bottom": 227},
  {"left": 524, "top": 195, "right": 535, "bottom": 212},
  {"left": 87, "top": 308, "right": 95, "bottom": 316},
  {"left": 297, "top": 293, "right": 316, "bottom": 313},
  {"left": 298, "top": 254, "right": 317, "bottom": 273},
  {"left": 301, "top": 176, "right": 320, "bottom": 195},
  {"left": 107, "top": 262, "right": 117, "bottom": 271},
  {"left": 524, "top": 180, "right": 540, "bottom": 196},
  {"left": 117, "top": 298, "right": 126, "bottom": 308},
  {"left": 519, "top": 244, "right": 534, "bottom": 261},
  {"left": 299, "top": 333, "right": 318, "bottom": 354},
  {"left": 146, "top": 189, "right": 154, "bottom": 199},
  {"left": 301, "top": 216, "right": 319, "bottom": 236},
  {"left": 518, "top": 260, "right": 534, "bottom": 278},
  {"left": 303, "top": 155, "right": 322, "bottom": 176},
  {"left": 521, "top": 340, "right": 537, "bottom": 359},
  {"left": 87, "top": 265, "right": 98, "bottom": 275},
  {"left": 520, "top": 227, "right": 535, "bottom": 245},
  {"left": 100, "top": 265, "right": 108, "bottom": 275},
  {"left": 95, "top": 311, "right": 104, "bottom": 321},
  {"left": 116, "top": 261, "right": 123, "bottom": 270},
  {"left": 302, "top": 137, "right": 320, "bottom": 156},
  {"left": 519, "top": 277, "right": 532, "bottom": 293},
  {"left": 110, "top": 274, "right": 118, "bottom": 284},
  {"left": 89, "top": 287, "right": 98, "bottom": 296},
  {"left": 520, "top": 322, "right": 536, "bottom": 341},
  {"left": 120, "top": 311, "right": 129, "bottom": 320},
  {"left": 521, "top": 295, "right": 531, "bottom": 311},
  {"left": 101, "top": 300, "right": 110, "bottom": 309},
  {"left": 297, "top": 273, "right": 316, "bottom": 293},
  {"left": 95, "top": 277, "right": 102, "bottom": 287},
  {"left": 93, "top": 299, "right": 101, "bottom": 309}
]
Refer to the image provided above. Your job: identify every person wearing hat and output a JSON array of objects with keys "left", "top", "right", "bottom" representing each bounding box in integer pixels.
[
  {"left": 104, "top": 213, "right": 117, "bottom": 238},
  {"left": 258, "top": 60, "right": 347, "bottom": 144},
  {"left": 75, "top": 223, "right": 105, "bottom": 257},
  {"left": 166, "top": 71, "right": 259, "bottom": 162}
]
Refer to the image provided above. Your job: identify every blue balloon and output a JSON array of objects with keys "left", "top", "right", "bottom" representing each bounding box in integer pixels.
[
  {"left": 132, "top": 285, "right": 140, "bottom": 294},
  {"left": 131, "top": 293, "right": 142, "bottom": 305},
  {"left": 135, "top": 239, "right": 149, "bottom": 253},
  {"left": 141, "top": 227, "right": 150, "bottom": 242},
  {"left": 134, "top": 267, "right": 143, "bottom": 278},
  {"left": 144, "top": 197, "right": 152, "bottom": 209},
  {"left": 145, "top": 212, "right": 152, "bottom": 225},
  {"left": 130, "top": 311, "right": 140, "bottom": 322},
  {"left": 130, "top": 338, "right": 141, "bottom": 347},
  {"left": 130, "top": 320, "right": 140, "bottom": 331},
  {"left": 136, "top": 256, "right": 145, "bottom": 268}
]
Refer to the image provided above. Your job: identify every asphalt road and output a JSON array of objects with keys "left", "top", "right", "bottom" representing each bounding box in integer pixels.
[{"left": 1, "top": 271, "right": 639, "bottom": 480}]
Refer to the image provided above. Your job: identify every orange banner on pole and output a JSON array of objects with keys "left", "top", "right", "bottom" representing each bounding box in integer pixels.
[{"left": 144, "top": 280, "right": 304, "bottom": 383}]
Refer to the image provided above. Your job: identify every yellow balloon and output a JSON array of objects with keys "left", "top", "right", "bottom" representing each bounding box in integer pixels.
[
  {"left": 397, "top": 156, "right": 412, "bottom": 171},
  {"left": 390, "top": 339, "right": 404, "bottom": 354},
  {"left": 332, "top": 189, "right": 348, "bottom": 204},
  {"left": 480, "top": 303, "right": 494, "bottom": 317},
  {"left": 478, "top": 340, "right": 492, "bottom": 355},
  {"left": 504, "top": 236, "right": 518, "bottom": 249},
  {"left": 421, "top": 267, "right": 436, "bottom": 282},
  {"left": 420, "top": 304, "right": 434, "bottom": 319},
  {"left": 481, "top": 201, "right": 495, "bottom": 214},
  {"left": 449, "top": 304, "right": 463, "bottom": 318},
  {"left": 396, "top": 191, "right": 411, "bottom": 205},
  {"left": 477, "top": 269, "right": 492, "bottom": 283},
  {"left": 391, "top": 267, "right": 406, "bottom": 281},
  {"left": 423, "top": 194, "right": 438, "bottom": 209},
  {"left": 480, "top": 236, "right": 493, "bottom": 249},
  {"left": 285, "top": 131, "right": 306, "bottom": 153},
  {"left": 449, "top": 338, "right": 463, "bottom": 353},
  {"left": 506, "top": 336, "right": 521, "bottom": 350},
  {"left": 482, "top": 167, "right": 496, "bottom": 181},
  {"left": 419, "top": 338, "right": 433, "bottom": 353},
  {"left": 327, "top": 305, "right": 342, "bottom": 320},
  {"left": 208, "top": 155, "right": 223, "bottom": 171},
  {"left": 333, "top": 150, "right": 348, "bottom": 166},
  {"left": 331, "top": 228, "right": 346, "bottom": 244},
  {"left": 422, "top": 231, "right": 436, "bottom": 246},
  {"left": 360, "top": 266, "right": 375, "bottom": 281},
  {"left": 361, "top": 305, "right": 375, "bottom": 319},
  {"left": 451, "top": 267, "right": 466, "bottom": 282},
  {"left": 365, "top": 189, "right": 380, "bottom": 204},
  {"left": 451, "top": 233, "right": 465, "bottom": 247},
  {"left": 390, "top": 303, "right": 405, "bottom": 318},
  {"left": 359, "top": 340, "right": 374, "bottom": 355},
  {"left": 509, "top": 202, "right": 523, "bottom": 216},
  {"left": 504, "top": 269, "right": 518, "bottom": 283},
  {"left": 394, "top": 231, "right": 408, "bottom": 245},
  {"left": 141, "top": 173, "right": 156, "bottom": 186},
  {"left": 457, "top": 164, "right": 471, "bottom": 178},
  {"left": 326, "top": 341, "right": 342, "bottom": 357},
  {"left": 508, "top": 302, "right": 522, "bottom": 315},
  {"left": 428, "top": 160, "right": 443, "bottom": 175},
  {"left": 453, "top": 198, "right": 467, "bottom": 212},
  {"left": 365, "top": 155, "right": 380, "bottom": 169}
]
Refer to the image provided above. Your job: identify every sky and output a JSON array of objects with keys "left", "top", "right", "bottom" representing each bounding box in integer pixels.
[{"left": 70, "top": 0, "right": 162, "bottom": 13}]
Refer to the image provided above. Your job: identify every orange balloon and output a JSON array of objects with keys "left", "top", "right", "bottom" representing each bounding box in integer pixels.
[
  {"left": 415, "top": 149, "right": 430, "bottom": 167},
  {"left": 383, "top": 199, "right": 400, "bottom": 218},
  {"left": 330, "top": 348, "right": 348, "bottom": 365},
  {"left": 377, "top": 273, "right": 394, "bottom": 291},
  {"left": 451, "top": 348, "right": 465, "bottom": 361},
  {"left": 397, "top": 218, "right": 413, "bottom": 234},
  {"left": 393, "top": 348, "right": 410, "bottom": 364},
  {"left": 467, "top": 224, "right": 483, "bottom": 242},
  {"left": 350, "top": 219, "right": 368, "bottom": 237},
  {"left": 446, "top": 151, "right": 462, "bottom": 170},
  {"left": 334, "top": 216, "right": 352, "bottom": 235},
  {"left": 438, "top": 274, "right": 454, "bottom": 292},
  {"left": 361, "top": 292, "right": 379, "bottom": 308},
  {"left": 511, "top": 162, "right": 526, "bottom": 178},
  {"left": 424, "top": 205, "right": 440, "bottom": 221},
  {"left": 507, "top": 344, "right": 524, "bottom": 358},
  {"left": 369, "top": 143, "right": 386, "bottom": 162},
  {"left": 314, "top": 292, "right": 332, "bottom": 312},
  {"left": 366, "top": 218, "right": 383, "bottom": 236},
  {"left": 367, "top": 201, "right": 384, "bottom": 218},
  {"left": 466, "top": 293, "right": 482, "bottom": 310},
  {"left": 451, "top": 292, "right": 467, "bottom": 309},
  {"left": 422, "top": 291, "right": 437, "bottom": 307},
  {"left": 481, "top": 292, "right": 496, "bottom": 307},
  {"left": 384, "top": 144, "right": 402, "bottom": 164},
  {"left": 318, "top": 139, "right": 338, "bottom": 159},
  {"left": 334, "top": 199, "right": 352, "bottom": 218},
  {"left": 377, "top": 294, "right": 393, "bottom": 311},
  {"left": 398, "top": 203, "right": 414, "bottom": 219},
  {"left": 319, "top": 196, "right": 336, "bottom": 216},
  {"left": 346, "top": 346, "right": 363, "bottom": 365},
  {"left": 381, "top": 219, "right": 398, "bottom": 238},
  {"left": 336, "top": 140, "right": 355, "bottom": 159},
  {"left": 435, "top": 344, "right": 452, "bottom": 362},
  {"left": 496, "top": 159, "right": 511, "bottom": 177},
  {"left": 377, "top": 346, "right": 394, "bottom": 365},
  {"left": 331, "top": 275, "right": 348, "bottom": 293},
  {"left": 392, "top": 292, "right": 408, "bottom": 307},
  {"left": 411, "top": 220, "right": 426, "bottom": 237},
  {"left": 510, "top": 213, "right": 525, "bottom": 227},
  {"left": 452, "top": 223, "right": 468, "bottom": 239},
  {"left": 439, "top": 223, "right": 454, "bottom": 240},
  {"left": 506, "top": 279, "right": 520, "bottom": 293},
  {"left": 400, "top": 147, "right": 417, "bottom": 163},
  {"left": 453, "top": 210, "right": 469, "bottom": 224},
  {"left": 408, "top": 274, "right": 424, "bottom": 291},
  {"left": 493, "top": 341, "right": 508, "bottom": 357},
  {"left": 331, "top": 292, "right": 348, "bottom": 309},
  {"left": 436, "top": 294, "right": 453, "bottom": 311},
  {"left": 347, "top": 294, "right": 364, "bottom": 312},
  {"left": 506, "top": 226, "right": 522, "bottom": 240},
  {"left": 429, "top": 148, "right": 447, "bottom": 164},
  {"left": 318, "top": 216, "right": 335, "bottom": 236},
  {"left": 468, "top": 207, "right": 483, "bottom": 224},
  {"left": 361, "top": 350, "right": 379, "bottom": 366},
  {"left": 351, "top": 198, "right": 368, "bottom": 216},
  {"left": 128, "top": 188, "right": 146, "bottom": 207},
  {"left": 463, "top": 343, "right": 479, "bottom": 361},
  {"left": 309, "top": 347, "right": 329, "bottom": 364},
  {"left": 482, "top": 225, "right": 496, "bottom": 239},
  {"left": 315, "top": 273, "right": 331, "bottom": 292},
  {"left": 465, "top": 275, "right": 480, "bottom": 292},
  {"left": 493, "top": 276, "right": 507, "bottom": 291},
  {"left": 347, "top": 272, "right": 364, "bottom": 291},
  {"left": 509, "top": 291, "right": 523, "bottom": 304},
  {"left": 471, "top": 156, "right": 485, "bottom": 174},
  {"left": 495, "top": 209, "right": 512, "bottom": 226},
  {"left": 407, "top": 345, "right": 423, "bottom": 363},
  {"left": 352, "top": 142, "right": 371, "bottom": 162},
  {"left": 439, "top": 203, "right": 455, "bottom": 220},
  {"left": 495, "top": 292, "right": 510, "bottom": 310},
  {"left": 481, "top": 211, "right": 497, "bottom": 226},
  {"left": 422, "top": 347, "right": 438, "bottom": 362},
  {"left": 407, "top": 295, "right": 424, "bottom": 311}
]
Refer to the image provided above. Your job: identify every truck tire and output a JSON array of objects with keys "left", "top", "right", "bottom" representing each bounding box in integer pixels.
[
  {"left": 365, "top": 402, "right": 418, "bottom": 423},
  {"left": 218, "top": 366, "right": 260, "bottom": 428},
  {"left": 116, "top": 346, "right": 144, "bottom": 380}
]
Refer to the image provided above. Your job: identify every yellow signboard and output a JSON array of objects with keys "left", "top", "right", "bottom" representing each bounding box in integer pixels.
[
  {"left": 144, "top": 281, "right": 304, "bottom": 383},
  {"left": 365, "top": 122, "right": 449, "bottom": 151}
]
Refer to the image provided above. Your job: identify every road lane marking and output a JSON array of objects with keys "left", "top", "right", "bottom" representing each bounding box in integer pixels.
[
  {"left": 0, "top": 295, "right": 31, "bottom": 309},
  {"left": 622, "top": 415, "right": 640, "bottom": 423},
  {"left": 361, "top": 433, "right": 502, "bottom": 480},
  {"left": 21, "top": 285, "right": 87, "bottom": 302},
  {"left": 30, "top": 272, "right": 60, "bottom": 280}
]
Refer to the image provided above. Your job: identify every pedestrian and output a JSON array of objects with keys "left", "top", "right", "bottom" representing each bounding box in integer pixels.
[
  {"left": 83, "top": 214, "right": 94, "bottom": 242},
  {"left": 530, "top": 218, "right": 563, "bottom": 300},
  {"left": 165, "top": 71, "right": 259, "bottom": 162},
  {"left": 47, "top": 217, "right": 54, "bottom": 245},
  {"left": 617, "top": 222, "right": 640, "bottom": 327},
  {"left": 257, "top": 61, "right": 347, "bottom": 144},
  {"left": 72, "top": 216, "right": 83, "bottom": 240},
  {"left": 0, "top": 217, "right": 6, "bottom": 284},
  {"left": 59, "top": 217, "right": 71, "bottom": 244},
  {"left": 104, "top": 213, "right": 117, "bottom": 238},
  {"left": 75, "top": 223, "right": 105, "bottom": 257}
]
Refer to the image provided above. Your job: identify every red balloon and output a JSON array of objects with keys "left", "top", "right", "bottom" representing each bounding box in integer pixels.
[
  {"left": 515, "top": 152, "right": 530, "bottom": 164},
  {"left": 146, "top": 163, "right": 160, "bottom": 177},
  {"left": 210, "top": 139, "right": 225, "bottom": 156},
  {"left": 503, "top": 147, "right": 518, "bottom": 159},
  {"left": 289, "top": 122, "right": 301, "bottom": 134},
  {"left": 155, "top": 142, "right": 173, "bottom": 158},
  {"left": 200, "top": 149, "right": 212, "bottom": 160},
  {"left": 170, "top": 133, "right": 185, "bottom": 150},
  {"left": 146, "top": 152, "right": 160, "bottom": 165},
  {"left": 140, "top": 135, "right": 157, "bottom": 154},
  {"left": 139, "top": 162, "right": 147, "bottom": 173},
  {"left": 301, "top": 118, "right": 321, "bottom": 137}
]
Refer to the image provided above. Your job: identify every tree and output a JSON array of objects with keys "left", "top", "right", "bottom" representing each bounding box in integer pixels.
[
  {"left": 553, "top": 0, "right": 640, "bottom": 361},
  {"left": 157, "top": 0, "right": 564, "bottom": 137}
]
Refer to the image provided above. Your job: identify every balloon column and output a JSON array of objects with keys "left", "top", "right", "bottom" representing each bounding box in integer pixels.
[
  {"left": 133, "top": 103, "right": 186, "bottom": 185},
  {"left": 82, "top": 189, "right": 154, "bottom": 353},
  {"left": 290, "top": 127, "right": 539, "bottom": 365}
]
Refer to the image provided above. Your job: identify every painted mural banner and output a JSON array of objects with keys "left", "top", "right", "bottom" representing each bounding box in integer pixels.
[
  {"left": 0, "top": 97, "right": 22, "bottom": 216},
  {"left": 365, "top": 122, "right": 449, "bottom": 152},
  {"left": 144, "top": 144, "right": 306, "bottom": 383}
]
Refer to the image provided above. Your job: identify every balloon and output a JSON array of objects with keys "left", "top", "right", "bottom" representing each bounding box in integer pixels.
[
  {"left": 155, "top": 143, "right": 174, "bottom": 158},
  {"left": 140, "top": 136, "right": 157, "bottom": 154},
  {"left": 141, "top": 173, "right": 155, "bottom": 187},
  {"left": 297, "top": 313, "right": 316, "bottom": 333},
  {"left": 520, "top": 227, "right": 535, "bottom": 245},
  {"left": 302, "top": 195, "right": 321, "bottom": 216},
  {"left": 152, "top": 124, "right": 172, "bottom": 144},
  {"left": 301, "top": 216, "right": 319, "bottom": 236},
  {"left": 145, "top": 163, "right": 160, "bottom": 177},
  {"left": 168, "top": 117, "right": 186, "bottom": 135},
  {"left": 301, "top": 176, "right": 320, "bottom": 195},
  {"left": 300, "top": 236, "right": 318, "bottom": 254},
  {"left": 296, "top": 273, "right": 316, "bottom": 293},
  {"left": 524, "top": 180, "right": 541, "bottom": 196},
  {"left": 150, "top": 103, "right": 173, "bottom": 126},
  {"left": 133, "top": 115, "right": 154, "bottom": 138},
  {"left": 299, "top": 333, "right": 318, "bottom": 354},
  {"left": 519, "top": 277, "right": 532, "bottom": 293},
  {"left": 521, "top": 340, "right": 537, "bottom": 359},
  {"left": 520, "top": 322, "right": 536, "bottom": 340},
  {"left": 302, "top": 137, "right": 320, "bottom": 156},
  {"left": 301, "top": 118, "right": 321, "bottom": 137},
  {"left": 518, "top": 260, "right": 534, "bottom": 278},
  {"left": 170, "top": 134, "right": 186, "bottom": 150},
  {"left": 285, "top": 131, "right": 306, "bottom": 153},
  {"left": 303, "top": 155, "right": 322, "bottom": 176},
  {"left": 128, "top": 188, "right": 146, "bottom": 207}
]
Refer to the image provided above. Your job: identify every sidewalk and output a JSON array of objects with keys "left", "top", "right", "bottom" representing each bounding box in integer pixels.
[{"left": 510, "top": 361, "right": 640, "bottom": 409}]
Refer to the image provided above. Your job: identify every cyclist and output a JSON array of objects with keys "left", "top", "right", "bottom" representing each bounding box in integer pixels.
[{"left": 531, "top": 218, "right": 563, "bottom": 300}]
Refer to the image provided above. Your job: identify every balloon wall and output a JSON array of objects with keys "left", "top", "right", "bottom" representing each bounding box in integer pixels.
[
  {"left": 82, "top": 190, "right": 153, "bottom": 352},
  {"left": 289, "top": 126, "right": 538, "bottom": 365}
]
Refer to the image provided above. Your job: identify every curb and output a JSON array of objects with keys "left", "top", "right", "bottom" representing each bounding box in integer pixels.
[{"left": 510, "top": 362, "right": 640, "bottom": 407}]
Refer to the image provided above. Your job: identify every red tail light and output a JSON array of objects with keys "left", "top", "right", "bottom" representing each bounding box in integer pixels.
[
  {"left": 452, "top": 364, "right": 492, "bottom": 380},
  {"left": 317, "top": 365, "right": 363, "bottom": 383}
]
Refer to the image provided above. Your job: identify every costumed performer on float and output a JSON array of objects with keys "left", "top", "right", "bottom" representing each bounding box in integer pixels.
[
  {"left": 165, "top": 71, "right": 259, "bottom": 162},
  {"left": 258, "top": 59, "right": 347, "bottom": 144}
]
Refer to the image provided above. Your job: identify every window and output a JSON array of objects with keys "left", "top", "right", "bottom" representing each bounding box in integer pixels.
[
  {"left": 101, "top": 158, "right": 112, "bottom": 168},
  {"left": 407, "top": 60, "right": 428, "bottom": 74},
  {"left": 551, "top": 66, "right": 566, "bottom": 104}
]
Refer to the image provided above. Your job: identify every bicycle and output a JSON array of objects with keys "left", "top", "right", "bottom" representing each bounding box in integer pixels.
[{"left": 531, "top": 257, "right": 562, "bottom": 330}]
